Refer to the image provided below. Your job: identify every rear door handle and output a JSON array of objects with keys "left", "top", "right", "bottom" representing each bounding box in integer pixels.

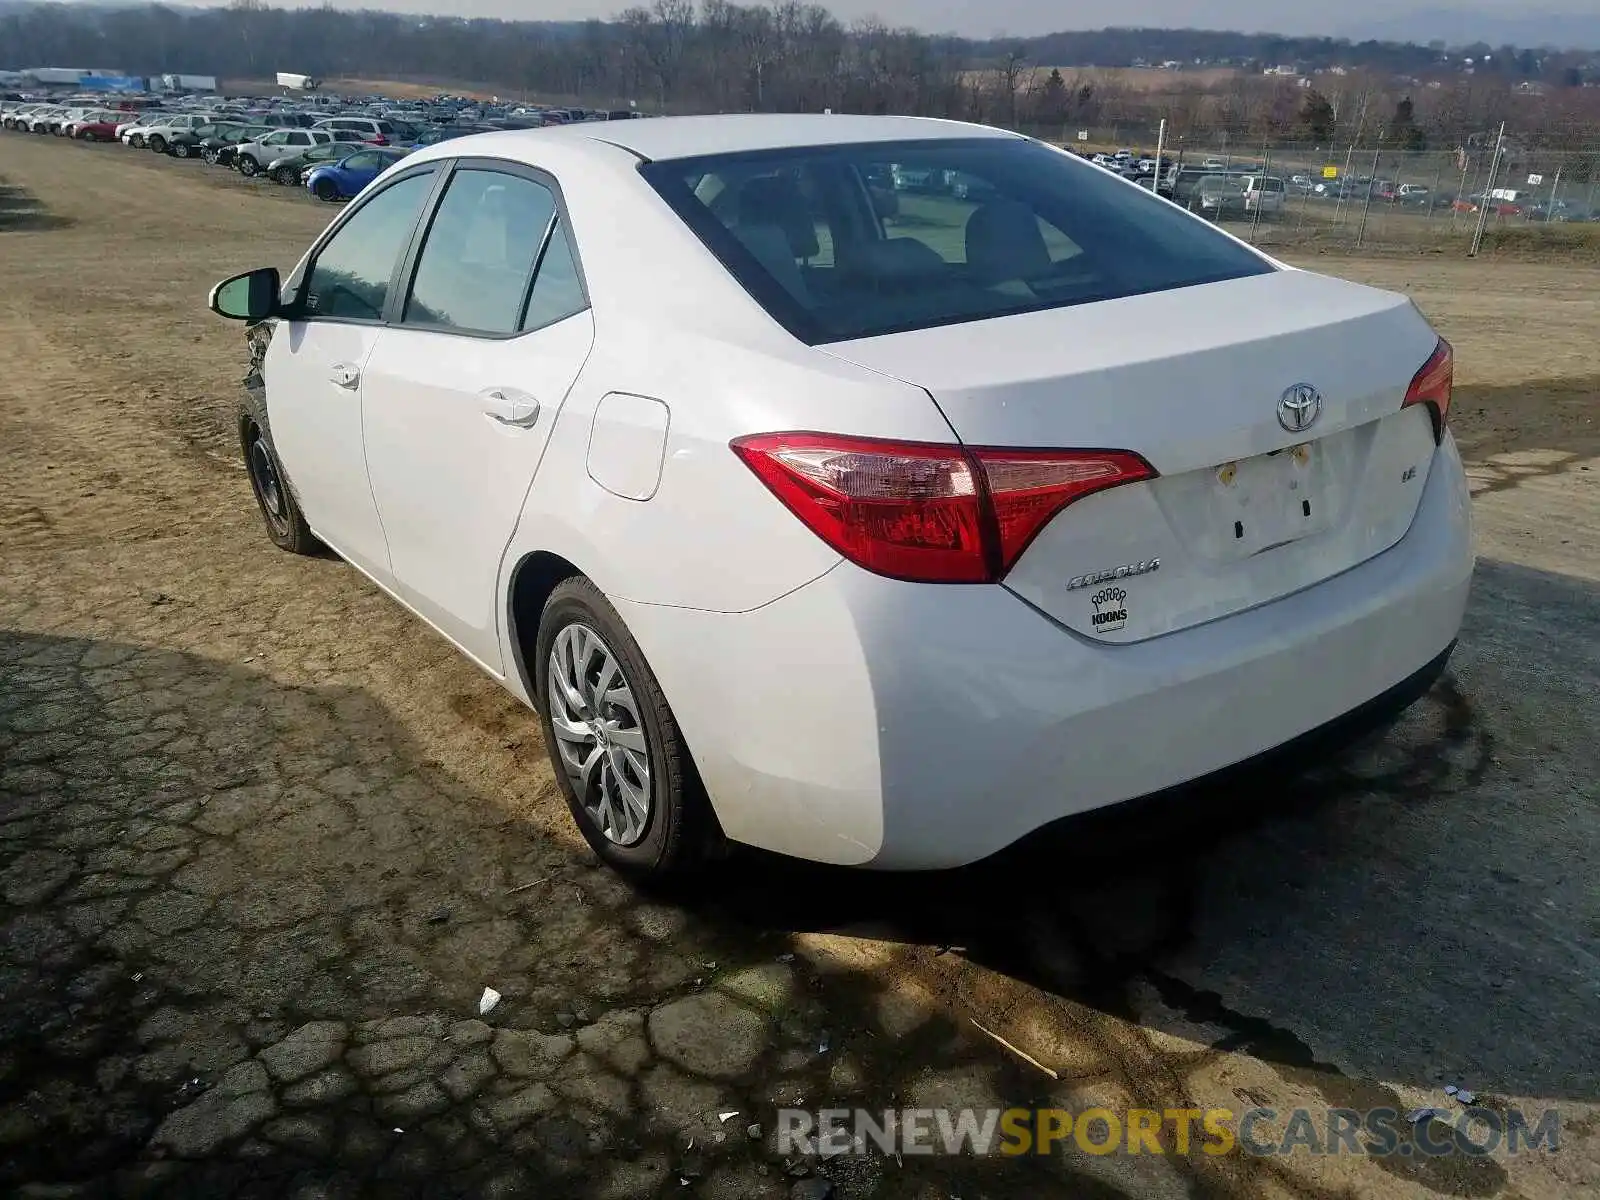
[
  {"left": 482, "top": 389, "right": 540, "bottom": 429},
  {"left": 330, "top": 362, "right": 360, "bottom": 389}
]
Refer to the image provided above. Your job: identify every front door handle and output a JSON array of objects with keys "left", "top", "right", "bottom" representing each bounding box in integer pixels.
[
  {"left": 330, "top": 362, "right": 360, "bottom": 390},
  {"left": 482, "top": 389, "right": 540, "bottom": 429}
]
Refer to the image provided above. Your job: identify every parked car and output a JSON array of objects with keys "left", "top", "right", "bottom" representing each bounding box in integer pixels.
[
  {"left": 25, "top": 106, "right": 70, "bottom": 134},
  {"left": 1395, "top": 183, "right": 1431, "bottom": 205},
  {"left": 234, "top": 128, "right": 335, "bottom": 176},
  {"left": 163, "top": 120, "right": 238, "bottom": 159},
  {"left": 2, "top": 103, "right": 49, "bottom": 129},
  {"left": 403, "top": 124, "right": 490, "bottom": 149},
  {"left": 211, "top": 126, "right": 275, "bottom": 168},
  {"left": 889, "top": 163, "right": 953, "bottom": 193},
  {"left": 207, "top": 114, "right": 1471, "bottom": 879},
  {"left": 47, "top": 107, "right": 98, "bottom": 135},
  {"left": 1240, "top": 175, "right": 1287, "bottom": 216},
  {"left": 266, "top": 141, "right": 356, "bottom": 186},
  {"left": 134, "top": 113, "right": 214, "bottom": 153},
  {"left": 114, "top": 111, "right": 163, "bottom": 141},
  {"left": 313, "top": 116, "right": 398, "bottom": 145},
  {"left": 64, "top": 110, "right": 126, "bottom": 140},
  {"left": 949, "top": 171, "right": 1001, "bottom": 202},
  {"left": 1197, "top": 173, "right": 1247, "bottom": 217},
  {"left": 304, "top": 146, "right": 410, "bottom": 200}
]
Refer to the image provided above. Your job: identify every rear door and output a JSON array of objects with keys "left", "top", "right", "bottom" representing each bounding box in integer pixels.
[{"left": 359, "top": 161, "right": 594, "bottom": 670}]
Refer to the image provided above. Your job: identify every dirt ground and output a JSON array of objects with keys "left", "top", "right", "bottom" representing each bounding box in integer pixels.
[{"left": 1, "top": 134, "right": 1598, "bottom": 1199}]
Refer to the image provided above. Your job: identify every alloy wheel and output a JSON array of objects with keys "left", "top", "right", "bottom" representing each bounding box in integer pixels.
[{"left": 547, "top": 623, "right": 652, "bottom": 846}]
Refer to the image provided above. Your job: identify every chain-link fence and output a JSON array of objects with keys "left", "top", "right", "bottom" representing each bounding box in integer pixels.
[{"left": 1020, "top": 123, "right": 1600, "bottom": 258}]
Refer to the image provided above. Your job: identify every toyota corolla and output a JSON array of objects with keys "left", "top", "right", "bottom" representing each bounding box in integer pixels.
[{"left": 207, "top": 115, "right": 1474, "bottom": 878}]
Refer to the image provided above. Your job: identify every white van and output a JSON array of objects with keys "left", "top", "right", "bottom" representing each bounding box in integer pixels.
[{"left": 1240, "top": 175, "right": 1287, "bottom": 215}]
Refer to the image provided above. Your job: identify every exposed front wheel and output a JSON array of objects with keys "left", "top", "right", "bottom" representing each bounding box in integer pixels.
[
  {"left": 147, "top": 135, "right": 166, "bottom": 153},
  {"left": 172, "top": 142, "right": 192, "bottom": 158},
  {"left": 240, "top": 402, "right": 321, "bottom": 556},
  {"left": 536, "top": 578, "right": 720, "bottom": 880},
  {"left": 238, "top": 156, "right": 258, "bottom": 177},
  {"left": 273, "top": 166, "right": 298, "bottom": 186},
  {"left": 129, "top": 134, "right": 145, "bottom": 148},
  {"left": 313, "top": 177, "right": 340, "bottom": 202}
]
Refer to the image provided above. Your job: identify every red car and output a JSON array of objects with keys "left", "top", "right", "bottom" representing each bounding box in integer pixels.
[{"left": 72, "top": 117, "right": 124, "bottom": 142}]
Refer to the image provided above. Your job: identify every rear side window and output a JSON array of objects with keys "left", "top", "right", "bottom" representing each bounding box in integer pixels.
[
  {"left": 404, "top": 169, "right": 556, "bottom": 335},
  {"left": 520, "top": 220, "right": 586, "bottom": 332},
  {"left": 401, "top": 168, "right": 587, "bottom": 336},
  {"left": 301, "top": 171, "right": 434, "bottom": 321},
  {"left": 642, "top": 137, "right": 1273, "bottom": 343}
]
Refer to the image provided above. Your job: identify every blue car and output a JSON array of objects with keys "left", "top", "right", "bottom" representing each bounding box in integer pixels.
[{"left": 305, "top": 147, "right": 411, "bottom": 202}]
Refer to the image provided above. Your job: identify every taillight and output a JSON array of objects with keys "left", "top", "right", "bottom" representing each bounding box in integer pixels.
[
  {"left": 730, "top": 432, "right": 1155, "bottom": 584},
  {"left": 1403, "top": 337, "right": 1453, "bottom": 443}
]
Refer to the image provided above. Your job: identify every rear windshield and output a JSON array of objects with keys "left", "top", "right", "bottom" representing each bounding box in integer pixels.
[{"left": 641, "top": 137, "right": 1272, "bottom": 344}]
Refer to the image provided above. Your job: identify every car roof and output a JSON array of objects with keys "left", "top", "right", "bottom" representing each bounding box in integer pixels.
[{"left": 451, "top": 113, "right": 1019, "bottom": 163}]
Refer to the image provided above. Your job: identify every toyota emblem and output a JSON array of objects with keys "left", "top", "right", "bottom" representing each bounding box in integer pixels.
[{"left": 1278, "top": 384, "right": 1322, "bottom": 433}]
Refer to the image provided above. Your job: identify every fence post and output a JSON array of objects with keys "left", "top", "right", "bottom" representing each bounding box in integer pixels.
[
  {"left": 1427, "top": 156, "right": 1445, "bottom": 222},
  {"left": 1547, "top": 165, "right": 1562, "bottom": 221},
  {"left": 1297, "top": 150, "right": 1316, "bottom": 230},
  {"left": 1333, "top": 141, "right": 1357, "bottom": 226},
  {"left": 1250, "top": 144, "right": 1271, "bottom": 243},
  {"left": 1355, "top": 137, "right": 1382, "bottom": 248},
  {"left": 1150, "top": 117, "right": 1167, "bottom": 192},
  {"left": 1469, "top": 122, "right": 1506, "bottom": 258}
]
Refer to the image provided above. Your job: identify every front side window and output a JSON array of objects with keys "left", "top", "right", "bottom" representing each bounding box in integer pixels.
[
  {"left": 642, "top": 137, "right": 1273, "bottom": 343},
  {"left": 301, "top": 171, "right": 434, "bottom": 322},
  {"left": 403, "top": 169, "right": 557, "bottom": 335},
  {"left": 340, "top": 151, "right": 380, "bottom": 172}
]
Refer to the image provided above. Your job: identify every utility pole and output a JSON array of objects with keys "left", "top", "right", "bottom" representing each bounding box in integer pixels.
[
  {"left": 1151, "top": 117, "right": 1167, "bottom": 191},
  {"left": 1469, "top": 121, "right": 1506, "bottom": 257}
]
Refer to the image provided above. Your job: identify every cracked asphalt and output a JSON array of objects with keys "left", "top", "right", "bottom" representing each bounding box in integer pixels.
[{"left": 2, "top": 134, "right": 1598, "bottom": 1199}]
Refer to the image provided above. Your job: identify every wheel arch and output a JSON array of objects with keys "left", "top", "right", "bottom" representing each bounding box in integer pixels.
[{"left": 505, "top": 549, "right": 583, "bottom": 709}]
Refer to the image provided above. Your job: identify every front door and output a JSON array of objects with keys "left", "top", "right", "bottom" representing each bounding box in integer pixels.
[
  {"left": 264, "top": 166, "right": 439, "bottom": 582},
  {"left": 360, "top": 164, "right": 594, "bottom": 671}
]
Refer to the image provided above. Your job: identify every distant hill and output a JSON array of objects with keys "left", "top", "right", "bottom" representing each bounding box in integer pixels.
[{"left": 1344, "top": 10, "right": 1600, "bottom": 51}]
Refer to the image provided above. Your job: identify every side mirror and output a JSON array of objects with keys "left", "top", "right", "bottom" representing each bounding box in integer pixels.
[{"left": 209, "top": 267, "right": 281, "bottom": 322}]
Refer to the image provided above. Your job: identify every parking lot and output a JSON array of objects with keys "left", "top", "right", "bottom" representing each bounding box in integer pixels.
[{"left": 2, "top": 132, "right": 1598, "bottom": 1198}]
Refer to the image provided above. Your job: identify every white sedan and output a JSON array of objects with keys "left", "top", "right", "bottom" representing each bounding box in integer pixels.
[{"left": 208, "top": 114, "right": 1473, "bottom": 877}]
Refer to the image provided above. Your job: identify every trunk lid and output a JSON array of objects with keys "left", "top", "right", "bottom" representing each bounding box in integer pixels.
[{"left": 820, "top": 269, "right": 1443, "bottom": 641}]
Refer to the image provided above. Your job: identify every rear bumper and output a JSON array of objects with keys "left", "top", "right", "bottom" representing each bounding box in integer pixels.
[{"left": 617, "top": 434, "right": 1474, "bottom": 869}]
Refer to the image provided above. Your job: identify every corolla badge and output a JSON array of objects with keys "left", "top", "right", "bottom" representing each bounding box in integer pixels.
[{"left": 1278, "top": 383, "right": 1322, "bottom": 433}]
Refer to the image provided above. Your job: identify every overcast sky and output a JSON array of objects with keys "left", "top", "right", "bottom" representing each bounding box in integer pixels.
[{"left": 124, "top": 0, "right": 1555, "bottom": 41}]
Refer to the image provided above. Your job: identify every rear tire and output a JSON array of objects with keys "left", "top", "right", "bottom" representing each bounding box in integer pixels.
[
  {"left": 535, "top": 577, "right": 721, "bottom": 880},
  {"left": 239, "top": 397, "right": 322, "bottom": 556}
]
